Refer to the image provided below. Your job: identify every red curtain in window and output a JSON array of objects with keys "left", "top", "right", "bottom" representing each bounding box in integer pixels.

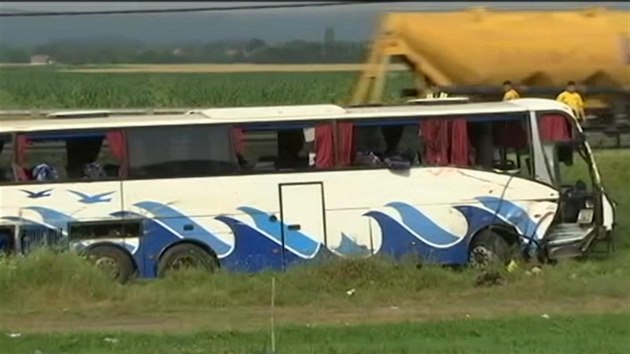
[
  {"left": 421, "top": 119, "right": 449, "bottom": 165},
  {"left": 450, "top": 119, "right": 470, "bottom": 166},
  {"left": 106, "top": 130, "right": 127, "bottom": 175},
  {"left": 314, "top": 124, "right": 335, "bottom": 168},
  {"left": 494, "top": 121, "right": 528, "bottom": 150},
  {"left": 232, "top": 127, "right": 244, "bottom": 155},
  {"left": 538, "top": 114, "right": 572, "bottom": 143},
  {"left": 12, "top": 135, "right": 31, "bottom": 181},
  {"left": 15, "top": 135, "right": 29, "bottom": 166},
  {"left": 337, "top": 121, "right": 354, "bottom": 166}
]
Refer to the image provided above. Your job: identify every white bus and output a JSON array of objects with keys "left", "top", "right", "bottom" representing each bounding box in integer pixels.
[{"left": 0, "top": 98, "right": 616, "bottom": 283}]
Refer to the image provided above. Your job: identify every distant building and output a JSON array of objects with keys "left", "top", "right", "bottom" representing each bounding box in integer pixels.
[
  {"left": 172, "top": 48, "right": 186, "bottom": 56},
  {"left": 30, "top": 55, "right": 53, "bottom": 65},
  {"left": 224, "top": 49, "right": 241, "bottom": 57}
]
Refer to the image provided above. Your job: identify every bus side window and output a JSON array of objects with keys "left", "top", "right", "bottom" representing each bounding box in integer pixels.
[
  {"left": 464, "top": 114, "right": 534, "bottom": 178},
  {"left": 352, "top": 123, "right": 422, "bottom": 167},
  {"left": 14, "top": 135, "right": 65, "bottom": 182},
  {"left": 0, "top": 135, "right": 14, "bottom": 183},
  {"left": 127, "top": 125, "right": 239, "bottom": 179},
  {"left": 237, "top": 123, "right": 335, "bottom": 173},
  {"left": 13, "top": 131, "right": 125, "bottom": 182}
]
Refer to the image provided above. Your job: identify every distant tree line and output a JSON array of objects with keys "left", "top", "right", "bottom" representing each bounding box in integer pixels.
[{"left": 0, "top": 29, "right": 370, "bottom": 65}]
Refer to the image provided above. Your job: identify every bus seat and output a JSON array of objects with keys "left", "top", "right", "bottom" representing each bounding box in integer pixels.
[
  {"left": 32, "top": 163, "right": 59, "bottom": 181},
  {"left": 83, "top": 162, "right": 107, "bottom": 179}
]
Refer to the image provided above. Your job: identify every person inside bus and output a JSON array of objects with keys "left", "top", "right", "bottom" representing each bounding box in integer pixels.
[
  {"left": 502, "top": 81, "right": 520, "bottom": 101},
  {"left": 381, "top": 125, "right": 404, "bottom": 158},
  {"left": 556, "top": 81, "right": 585, "bottom": 122},
  {"left": 379, "top": 125, "right": 417, "bottom": 168},
  {"left": 276, "top": 129, "right": 309, "bottom": 170},
  {"left": 66, "top": 137, "right": 104, "bottom": 179},
  {"left": 353, "top": 126, "right": 385, "bottom": 167}
]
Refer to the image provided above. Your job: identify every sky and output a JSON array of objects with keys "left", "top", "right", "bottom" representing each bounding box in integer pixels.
[{"left": 0, "top": 2, "right": 627, "bottom": 46}]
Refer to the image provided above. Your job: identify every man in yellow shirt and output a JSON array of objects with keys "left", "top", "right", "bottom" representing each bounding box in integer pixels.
[
  {"left": 556, "top": 81, "right": 585, "bottom": 121},
  {"left": 502, "top": 81, "right": 520, "bottom": 101}
]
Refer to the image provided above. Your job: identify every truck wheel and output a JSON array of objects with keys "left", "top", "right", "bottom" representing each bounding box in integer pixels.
[
  {"left": 468, "top": 230, "right": 510, "bottom": 269},
  {"left": 86, "top": 245, "right": 135, "bottom": 284},
  {"left": 158, "top": 243, "right": 218, "bottom": 277}
]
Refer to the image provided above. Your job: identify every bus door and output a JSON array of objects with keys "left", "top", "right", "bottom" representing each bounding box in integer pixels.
[{"left": 278, "top": 182, "right": 326, "bottom": 269}]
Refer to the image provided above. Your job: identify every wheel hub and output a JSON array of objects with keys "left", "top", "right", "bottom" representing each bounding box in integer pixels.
[
  {"left": 95, "top": 256, "right": 119, "bottom": 278},
  {"left": 469, "top": 246, "right": 497, "bottom": 268},
  {"left": 171, "top": 254, "right": 200, "bottom": 270}
]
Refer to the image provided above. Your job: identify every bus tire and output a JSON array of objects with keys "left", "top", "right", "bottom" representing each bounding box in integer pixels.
[
  {"left": 468, "top": 230, "right": 510, "bottom": 269},
  {"left": 86, "top": 245, "right": 135, "bottom": 284},
  {"left": 158, "top": 243, "right": 218, "bottom": 277}
]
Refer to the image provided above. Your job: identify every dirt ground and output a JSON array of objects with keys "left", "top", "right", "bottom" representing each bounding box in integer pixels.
[{"left": 2, "top": 296, "right": 628, "bottom": 334}]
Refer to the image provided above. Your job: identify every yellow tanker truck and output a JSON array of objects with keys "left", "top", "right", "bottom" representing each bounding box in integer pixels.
[{"left": 350, "top": 7, "right": 630, "bottom": 123}]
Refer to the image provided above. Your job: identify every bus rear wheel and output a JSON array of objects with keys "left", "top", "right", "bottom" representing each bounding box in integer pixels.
[
  {"left": 468, "top": 230, "right": 510, "bottom": 269},
  {"left": 86, "top": 245, "right": 135, "bottom": 284},
  {"left": 158, "top": 243, "right": 218, "bottom": 277}
]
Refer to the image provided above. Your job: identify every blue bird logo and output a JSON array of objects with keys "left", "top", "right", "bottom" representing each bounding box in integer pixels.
[
  {"left": 67, "top": 190, "right": 115, "bottom": 204},
  {"left": 20, "top": 189, "right": 52, "bottom": 199}
]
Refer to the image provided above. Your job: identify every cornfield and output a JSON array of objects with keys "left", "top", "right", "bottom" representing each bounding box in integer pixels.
[{"left": 0, "top": 67, "right": 412, "bottom": 109}]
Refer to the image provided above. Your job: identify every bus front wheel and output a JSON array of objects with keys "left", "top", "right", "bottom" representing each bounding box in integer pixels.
[
  {"left": 158, "top": 243, "right": 218, "bottom": 277},
  {"left": 86, "top": 245, "right": 135, "bottom": 284},
  {"left": 468, "top": 230, "right": 510, "bottom": 269}
]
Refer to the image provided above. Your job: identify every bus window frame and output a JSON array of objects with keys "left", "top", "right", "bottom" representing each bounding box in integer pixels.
[
  {"left": 534, "top": 110, "right": 597, "bottom": 190},
  {"left": 6, "top": 129, "right": 128, "bottom": 185},
  {"left": 124, "top": 123, "right": 241, "bottom": 180},
  {"left": 0, "top": 133, "right": 15, "bottom": 185},
  {"left": 336, "top": 112, "right": 537, "bottom": 179}
]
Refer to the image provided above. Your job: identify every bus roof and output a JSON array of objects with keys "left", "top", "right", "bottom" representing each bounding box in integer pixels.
[{"left": 0, "top": 98, "right": 573, "bottom": 134}]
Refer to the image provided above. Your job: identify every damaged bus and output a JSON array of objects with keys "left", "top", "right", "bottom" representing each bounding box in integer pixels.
[{"left": 0, "top": 98, "right": 616, "bottom": 282}]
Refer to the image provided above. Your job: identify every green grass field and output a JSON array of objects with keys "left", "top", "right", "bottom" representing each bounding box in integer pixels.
[
  {"left": 2, "top": 314, "right": 629, "bottom": 354},
  {"left": 0, "top": 66, "right": 413, "bottom": 109}
]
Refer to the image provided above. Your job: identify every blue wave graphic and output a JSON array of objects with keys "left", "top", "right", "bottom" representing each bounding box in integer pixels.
[
  {"left": 217, "top": 215, "right": 292, "bottom": 271},
  {"left": 384, "top": 202, "right": 464, "bottom": 247},
  {"left": 333, "top": 233, "right": 371, "bottom": 257},
  {"left": 23, "top": 206, "right": 75, "bottom": 231},
  {"left": 134, "top": 201, "right": 231, "bottom": 256},
  {"left": 475, "top": 196, "right": 539, "bottom": 237},
  {"left": 238, "top": 206, "right": 320, "bottom": 258},
  {"left": 218, "top": 215, "right": 334, "bottom": 271},
  {"left": 455, "top": 205, "right": 536, "bottom": 253},
  {"left": 365, "top": 210, "right": 468, "bottom": 264}
]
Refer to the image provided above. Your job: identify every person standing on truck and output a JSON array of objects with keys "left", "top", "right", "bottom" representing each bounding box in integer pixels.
[
  {"left": 556, "top": 81, "right": 586, "bottom": 121},
  {"left": 502, "top": 81, "right": 520, "bottom": 101},
  {"left": 425, "top": 83, "right": 448, "bottom": 99}
]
